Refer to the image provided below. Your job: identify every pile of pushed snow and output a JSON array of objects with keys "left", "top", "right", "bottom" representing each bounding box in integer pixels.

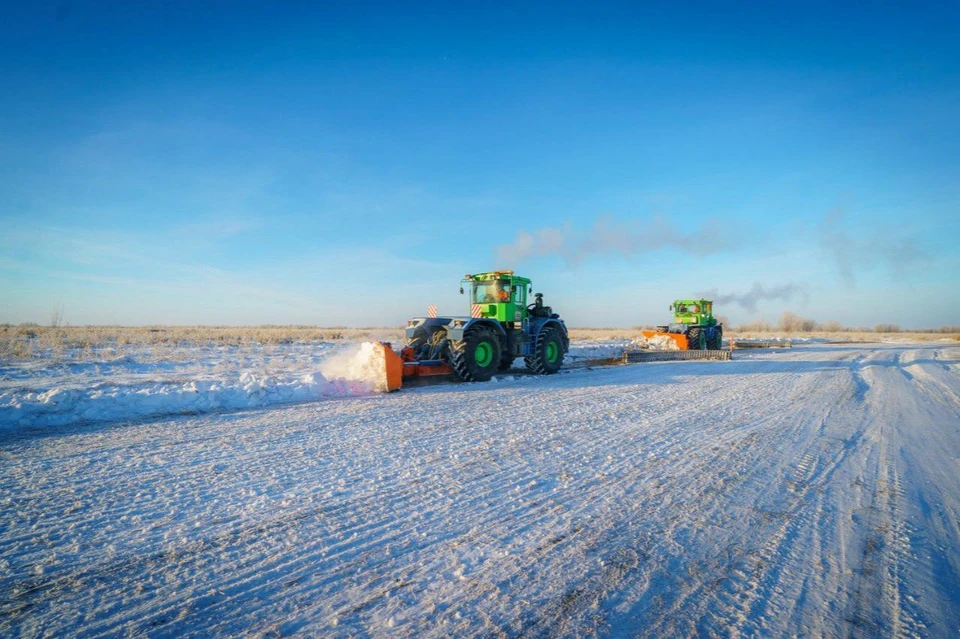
[
  {"left": 319, "top": 342, "right": 390, "bottom": 392},
  {"left": 631, "top": 334, "right": 681, "bottom": 351},
  {"left": 0, "top": 342, "right": 389, "bottom": 431}
]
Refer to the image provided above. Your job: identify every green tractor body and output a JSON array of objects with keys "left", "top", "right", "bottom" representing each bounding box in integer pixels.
[
  {"left": 404, "top": 270, "right": 569, "bottom": 382},
  {"left": 659, "top": 299, "right": 724, "bottom": 350}
]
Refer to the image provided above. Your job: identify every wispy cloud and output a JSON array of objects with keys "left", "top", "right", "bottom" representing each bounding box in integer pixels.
[
  {"left": 0, "top": 220, "right": 461, "bottom": 324},
  {"left": 1, "top": 226, "right": 148, "bottom": 267},
  {"left": 818, "top": 209, "right": 929, "bottom": 286},
  {"left": 175, "top": 216, "right": 263, "bottom": 239},
  {"left": 495, "top": 214, "right": 742, "bottom": 265}
]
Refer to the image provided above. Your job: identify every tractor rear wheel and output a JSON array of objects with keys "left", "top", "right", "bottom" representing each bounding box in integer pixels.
[
  {"left": 525, "top": 327, "right": 565, "bottom": 375},
  {"left": 687, "top": 327, "right": 705, "bottom": 350},
  {"left": 447, "top": 327, "right": 502, "bottom": 382},
  {"left": 707, "top": 326, "right": 723, "bottom": 350}
]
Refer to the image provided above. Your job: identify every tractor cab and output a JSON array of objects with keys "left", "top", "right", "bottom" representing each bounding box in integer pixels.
[
  {"left": 670, "top": 299, "right": 716, "bottom": 326},
  {"left": 461, "top": 271, "right": 531, "bottom": 324}
]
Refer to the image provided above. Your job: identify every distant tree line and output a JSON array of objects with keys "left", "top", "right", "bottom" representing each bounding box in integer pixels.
[{"left": 732, "top": 312, "right": 960, "bottom": 334}]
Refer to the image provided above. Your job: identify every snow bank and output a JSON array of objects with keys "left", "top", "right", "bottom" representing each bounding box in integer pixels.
[
  {"left": 631, "top": 334, "right": 681, "bottom": 350},
  {"left": 0, "top": 342, "right": 388, "bottom": 431}
]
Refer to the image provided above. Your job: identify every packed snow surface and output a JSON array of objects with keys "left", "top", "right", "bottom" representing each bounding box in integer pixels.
[{"left": 1, "top": 342, "right": 958, "bottom": 637}]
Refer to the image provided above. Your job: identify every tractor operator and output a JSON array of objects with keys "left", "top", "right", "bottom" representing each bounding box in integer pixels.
[{"left": 483, "top": 280, "right": 510, "bottom": 302}]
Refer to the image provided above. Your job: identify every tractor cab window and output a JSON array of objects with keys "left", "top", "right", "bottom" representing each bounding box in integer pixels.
[
  {"left": 474, "top": 280, "right": 511, "bottom": 304},
  {"left": 512, "top": 284, "right": 526, "bottom": 305}
]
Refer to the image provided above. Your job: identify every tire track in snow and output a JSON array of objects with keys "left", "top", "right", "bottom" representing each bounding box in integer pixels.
[
  {"left": 2, "top": 345, "right": 957, "bottom": 637},
  {"left": 148, "top": 360, "right": 796, "bottom": 636},
  {"left": 625, "top": 346, "right": 885, "bottom": 638},
  {"left": 845, "top": 346, "right": 955, "bottom": 638}
]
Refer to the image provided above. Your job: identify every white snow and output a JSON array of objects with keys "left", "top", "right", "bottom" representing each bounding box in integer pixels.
[
  {"left": 0, "top": 341, "right": 389, "bottom": 430},
  {"left": 1, "top": 340, "right": 634, "bottom": 431},
  {"left": 1, "top": 342, "right": 958, "bottom": 637},
  {"left": 632, "top": 333, "right": 681, "bottom": 350}
]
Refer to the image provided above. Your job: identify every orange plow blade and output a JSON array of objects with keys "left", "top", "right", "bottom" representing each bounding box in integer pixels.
[
  {"left": 374, "top": 342, "right": 455, "bottom": 391},
  {"left": 377, "top": 342, "right": 405, "bottom": 391},
  {"left": 640, "top": 329, "right": 689, "bottom": 350}
]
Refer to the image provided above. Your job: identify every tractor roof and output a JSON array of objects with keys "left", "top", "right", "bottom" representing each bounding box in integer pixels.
[{"left": 465, "top": 270, "right": 531, "bottom": 283}]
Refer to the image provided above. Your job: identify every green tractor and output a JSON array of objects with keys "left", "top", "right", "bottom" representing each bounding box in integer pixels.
[
  {"left": 403, "top": 270, "right": 569, "bottom": 382},
  {"left": 656, "top": 299, "right": 723, "bottom": 350}
]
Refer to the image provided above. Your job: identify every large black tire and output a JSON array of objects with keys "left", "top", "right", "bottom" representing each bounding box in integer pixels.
[
  {"left": 687, "top": 327, "right": 705, "bottom": 350},
  {"left": 525, "top": 327, "right": 565, "bottom": 375},
  {"left": 448, "top": 327, "right": 502, "bottom": 382},
  {"left": 707, "top": 326, "right": 723, "bottom": 350}
]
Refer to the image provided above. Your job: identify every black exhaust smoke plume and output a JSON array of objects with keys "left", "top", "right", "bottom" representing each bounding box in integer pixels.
[{"left": 700, "top": 283, "right": 808, "bottom": 313}]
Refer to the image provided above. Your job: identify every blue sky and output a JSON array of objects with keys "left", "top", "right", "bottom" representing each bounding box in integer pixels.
[{"left": 1, "top": 1, "right": 958, "bottom": 327}]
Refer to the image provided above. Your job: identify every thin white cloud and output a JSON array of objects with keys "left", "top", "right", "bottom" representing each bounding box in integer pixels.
[
  {"left": 818, "top": 209, "right": 929, "bottom": 286},
  {"left": 495, "top": 214, "right": 742, "bottom": 265}
]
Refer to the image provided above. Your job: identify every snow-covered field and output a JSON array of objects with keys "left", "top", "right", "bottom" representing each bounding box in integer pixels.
[
  {"left": 1, "top": 341, "right": 958, "bottom": 636},
  {"left": 0, "top": 340, "right": 639, "bottom": 431}
]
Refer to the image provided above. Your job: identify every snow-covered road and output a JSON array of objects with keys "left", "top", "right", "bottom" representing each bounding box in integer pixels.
[{"left": 2, "top": 343, "right": 958, "bottom": 637}]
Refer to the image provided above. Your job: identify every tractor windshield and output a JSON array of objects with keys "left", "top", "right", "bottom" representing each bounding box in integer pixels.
[{"left": 473, "top": 280, "right": 511, "bottom": 304}]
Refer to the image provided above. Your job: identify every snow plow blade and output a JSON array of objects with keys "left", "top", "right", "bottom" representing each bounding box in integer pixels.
[
  {"left": 375, "top": 342, "right": 456, "bottom": 391},
  {"left": 378, "top": 342, "right": 405, "bottom": 391},
  {"left": 640, "top": 329, "right": 689, "bottom": 350}
]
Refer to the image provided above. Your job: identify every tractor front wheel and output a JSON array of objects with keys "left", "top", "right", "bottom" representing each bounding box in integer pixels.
[
  {"left": 525, "top": 327, "right": 565, "bottom": 375},
  {"left": 687, "top": 327, "right": 705, "bottom": 350},
  {"left": 447, "top": 327, "right": 502, "bottom": 382}
]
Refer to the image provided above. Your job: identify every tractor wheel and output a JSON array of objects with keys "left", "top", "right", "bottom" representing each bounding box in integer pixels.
[
  {"left": 525, "top": 327, "right": 565, "bottom": 375},
  {"left": 687, "top": 327, "right": 705, "bottom": 350},
  {"left": 707, "top": 326, "right": 723, "bottom": 350},
  {"left": 447, "top": 327, "right": 502, "bottom": 382}
]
